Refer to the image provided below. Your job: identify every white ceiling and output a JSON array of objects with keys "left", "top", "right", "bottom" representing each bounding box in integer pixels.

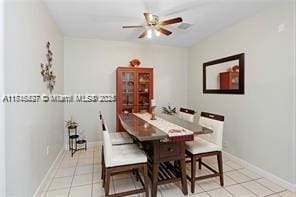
[{"left": 45, "top": 0, "right": 282, "bottom": 47}]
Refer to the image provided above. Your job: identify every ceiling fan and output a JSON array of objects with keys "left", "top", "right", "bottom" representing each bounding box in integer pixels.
[{"left": 122, "top": 13, "right": 183, "bottom": 39}]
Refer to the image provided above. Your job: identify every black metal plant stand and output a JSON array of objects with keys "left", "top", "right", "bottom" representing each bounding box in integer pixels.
[{"left": 68, "top": 125, "right": 87, "bottom": 157}]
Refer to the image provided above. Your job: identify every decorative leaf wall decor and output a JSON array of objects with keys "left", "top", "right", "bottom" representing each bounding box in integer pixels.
[{"left": 40, "top": 41, "right": 56, "bottom": 93}]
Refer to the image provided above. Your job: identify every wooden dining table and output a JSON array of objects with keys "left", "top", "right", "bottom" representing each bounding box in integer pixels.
[{"left": 118, "top": 112, "right": 213, "bottom": 197}]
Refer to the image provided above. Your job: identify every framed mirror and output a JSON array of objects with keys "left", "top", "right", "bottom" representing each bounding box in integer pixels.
[{"left": 203, "top": 53, "right": 245, "bottom": 94}]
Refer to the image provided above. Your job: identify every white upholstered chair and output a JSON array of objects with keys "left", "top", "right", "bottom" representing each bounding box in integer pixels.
[
  {"left": 99, "top": 112, "right": 133, "bottom": 182},
  {"left": 178, "top": 107, "right": 196, "bottom": 123},
  {"left": 185, "top": 112, "right": 225, "bottom": 193},
  {"left": 102, "top": 130, "right": 149, "bottom": 196},
  {"left": 99, "top": 112, "right": 133, "bottom": 145}
]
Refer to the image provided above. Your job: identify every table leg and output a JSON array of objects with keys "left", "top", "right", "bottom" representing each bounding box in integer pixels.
[
  {"left": 180, "top": 158, "right": 188, "bottom": 195},
  {"left": 151, "top": 162, "right": 159, "bottom": 197}
]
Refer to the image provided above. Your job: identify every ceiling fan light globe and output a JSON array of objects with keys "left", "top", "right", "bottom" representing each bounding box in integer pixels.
[
  {"left": 147, "top": 29, "right": 152, "bottom": 39},
  {"left": 155, "top": 30, "right": 160, "bottom": 37}
]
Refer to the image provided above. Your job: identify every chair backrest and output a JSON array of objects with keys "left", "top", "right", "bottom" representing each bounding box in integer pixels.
[
  {"left": 102, "top": 130, "right": 112, "bottom": 167},
  {"left": 178, "top": 107, "right": 196, "bottom": 123},
  {"left": 99, "top": 111, "right": 106, "bottom": 131},
  {"left": 198, "top": 112, "right": 224, "bottom": 149}
]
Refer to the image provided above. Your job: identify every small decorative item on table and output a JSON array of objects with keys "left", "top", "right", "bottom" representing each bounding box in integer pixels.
[{"left": 150, "top": 99, "right": 157, "bottom": 120}]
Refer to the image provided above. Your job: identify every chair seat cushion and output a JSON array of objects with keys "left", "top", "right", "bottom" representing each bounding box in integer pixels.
[
  {"left": 109, "top": 132, "right": 133, "bottom": 145},
  {"left": 106, "top": 144, "right": 147, "bottom": 167},
  {"left": 186, "top": 137, "right": 221, "bottom": 155}
]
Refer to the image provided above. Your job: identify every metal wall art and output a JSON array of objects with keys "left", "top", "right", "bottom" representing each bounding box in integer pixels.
[{"left": 40, "top": 41, "right": 56, "bottom": 93}]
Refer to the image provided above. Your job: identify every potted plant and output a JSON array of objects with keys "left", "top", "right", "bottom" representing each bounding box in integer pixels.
[{"left": 65, "top": 116, "right": 78, "bottom": 129}]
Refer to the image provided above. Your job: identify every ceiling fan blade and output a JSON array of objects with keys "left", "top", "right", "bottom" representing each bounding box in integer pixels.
[
  {"left": 157, "top": 28, "right": 172, "bottom": 36},
  {"left": 138, "top": 31, "right": 147, "bottom": 38},
  {"left": 144, "top": 12, "right": 152, "bottom": 24},
  {"left": 122, "top": 25, "right": 144, "bottom": 28},
  {"left": 160, "top": 17, "right": 183, "bottom": 26}
]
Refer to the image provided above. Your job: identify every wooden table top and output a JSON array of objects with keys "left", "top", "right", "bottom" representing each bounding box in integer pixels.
[
  {"left": 118, "top": 113, "right": 213, "bottom": 142},
  {"left": 119, "top": 113, "right": 168, "bottom": 141}
]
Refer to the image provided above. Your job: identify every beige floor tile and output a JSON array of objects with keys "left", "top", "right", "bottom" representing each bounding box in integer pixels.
[
  {"left": 55, "top": 167, "right": 75, "bottom": 178},
  {"left": 225, "top": 160, "right": 244, "bottom": 170},
  {"left": 226, "top": 170, "right": 252, "bottom": 183},
  {"left": 190, "top": 192, "right": 210, "bottom": 197},
  {"left": 48, "top": 176, "right": 72, "bottom": 190},
  {"left": 207, "top": 188, "right": 233, "bottom": 197},
  {"left": 78, "top": 158, "right": 93, "bottom": 166},
  {"left": 158, "top": 183, "right": 184, "bottom": 197},
  {"left": 92, "top": 183, "right": 106, "bottom": 197},
  {"left": 93, "top": 164, "right": 100, "bottom": 173},
  {"left": 60, "top": 160, "right": 77, "bottom": 168},
  {"left": 192, "top": 181, "right": 205, "bottom": 193},
  {"left": 226, "top": 184, "right": 256, "bottom": 197},
  {"left": 197, "top": 178, "right": 221, "bottom": 191},
  {"left": 78, "top": 152, "right": 93, "bottom": 159},
  {"left": 69, "top": 184, "right": 92, "bottom": 197},
  {"left": 46, "top": 188, "right": 69, "bottom": 197},
  {"left": 113, "top": 177, "right": 136, "bottom": 193},
  {"left": 278, "top": 190, "right": 296, "bottom": 197},
  {"left": 238, "top": 169, "right": 261, "bottom": 179},
  {"left": 72, "top": 174, "right": 93, "bottom": 187},
  {"left": 268, "top": 194, "right": 282, "bottom": 197},
  {"left": 93, "top": 172, "right": 100, "bottom": 184},
  {"left": 256, "top": 178, "right": 285, "bottom": 193},
  {"left": 213, "top": 175, "right": 236, "bottom": 186},
  {"left": 242, "top": 180, "right": 274, "bottom": 196},
  {"left": 75, "top": 165, "right": 93, "bottom": 175}
]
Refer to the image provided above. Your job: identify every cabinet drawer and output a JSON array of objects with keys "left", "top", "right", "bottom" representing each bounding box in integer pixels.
[{"left": 159, "top": 142, "right": 180, "bottom": 158}]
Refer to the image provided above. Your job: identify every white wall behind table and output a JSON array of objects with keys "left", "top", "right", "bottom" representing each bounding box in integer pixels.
[{"left": 64, "top": 37, "right": 188, "bottom": 144}]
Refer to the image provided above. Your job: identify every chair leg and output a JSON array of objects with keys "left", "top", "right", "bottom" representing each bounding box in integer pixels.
[
  {"left": 102, "top": 149, "right": 106, "bottom": 188},
  {"left": 143, "top": 164, "right": 149, "bottom": 197},
  {"left": 198, "top": 158, "right": 202, "bottom": 169},
  {"left": 217, "top": 151, "right": 224, "bottom": 186},
  {"left": 104, "top": 169, "right": 111, "bottom": 196},
  {"left": 191, "top": 155, "right": 196, "bottom": 193}
]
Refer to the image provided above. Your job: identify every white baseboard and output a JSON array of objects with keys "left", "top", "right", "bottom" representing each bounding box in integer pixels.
[
  {"left": 223, "top": 151, "right": 296, "bottom": 192},
  {"left": 33, "top": 148, "right": 65, "bottom": 197},
  {"left": 64, "top": 141, "right": 101, "bottom": 150}
]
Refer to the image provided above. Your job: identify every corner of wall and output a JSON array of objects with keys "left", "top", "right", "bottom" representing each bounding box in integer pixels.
[
  {"left": 293, "top": 0, "right": 296, "bottom": 185},
  {"left": 0, "top": 0, "right": 5, "bottom": 196}
]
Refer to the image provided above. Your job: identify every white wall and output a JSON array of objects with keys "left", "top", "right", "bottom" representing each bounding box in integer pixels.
[
  {"left": 64, "top": 37, "right": 188, "bottom": 143},
  {"left": 188, "top": 1, "right": 295, "bottom": 184},
  {"left": 0, "top": 0, "right": 5, "bottom": 196},
  {"left": 293, "top": 0, "right": 296, "bottom": 185},
  {"left": 5, "top": 0, "right": 64, "bottom": 196}
]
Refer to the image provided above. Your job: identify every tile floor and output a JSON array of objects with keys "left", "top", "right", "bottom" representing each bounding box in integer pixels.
[{"left": 40, "top": 145, "right": 296, "bottom": 197}]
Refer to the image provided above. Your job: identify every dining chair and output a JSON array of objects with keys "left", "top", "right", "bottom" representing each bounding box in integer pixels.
[
  {"left": 99, "top": 112, "right": 133, "bottom": 181},
  {"left": 178, "top": 107, "right": 196, "bottom": 123},
  {"left": 99, "top": 112, "right": 133, "bottom": 145},
  {"left": 102, "top": 129, "right": 149, "bottom": 197},
  {"left": 185, "top": 112, "right": 225, "bottom": 193}
]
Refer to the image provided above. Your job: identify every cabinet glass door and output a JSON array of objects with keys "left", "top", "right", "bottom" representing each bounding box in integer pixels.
[
  {"left": 122, "top": 72, "right": 135, "bottom": 113},
  {"left": 137, "top": 72, "right": 151, "bottom": 113}
]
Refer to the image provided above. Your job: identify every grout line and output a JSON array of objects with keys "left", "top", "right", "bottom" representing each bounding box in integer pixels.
[
  {"left": 91, "top": 149, "right": 94, "bottom": 197},
  {"left": 67, "top": 152, "right": 80, "bottom": 197},
  {"left": 239, "top": 182, "right": 262, "bottom": 197},
  {"left": 254, "top": 178, "right": 286, "bottom": 194},
  {"left": 45, "top": 153, "right": 67, "bottom": 193}
]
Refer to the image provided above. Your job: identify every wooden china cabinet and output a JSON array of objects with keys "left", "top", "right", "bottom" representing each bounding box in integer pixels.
[
  {"left": 116, "top": 67, "right": 154, "bottom": 131},
  {"left": 219, "top": 71, "right": 239, "bottom": 90}
]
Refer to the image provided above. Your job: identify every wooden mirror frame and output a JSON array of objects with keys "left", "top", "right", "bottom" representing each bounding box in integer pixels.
[{"left": 203, "top": 53, "right": 245, "bottom": 94}]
